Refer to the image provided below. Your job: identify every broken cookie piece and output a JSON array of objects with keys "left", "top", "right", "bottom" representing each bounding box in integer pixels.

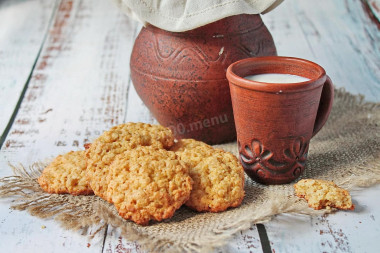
[{"left": 294, "top": 179, "right": 354, "bottom": 210}]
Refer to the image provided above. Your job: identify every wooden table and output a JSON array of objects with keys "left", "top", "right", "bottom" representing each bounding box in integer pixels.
[{"left": 1, "top": 0, "right": 379, "bottom": 252}]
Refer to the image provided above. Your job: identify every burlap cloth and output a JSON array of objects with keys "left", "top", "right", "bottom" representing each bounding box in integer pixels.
[{"left": 1, "top": 89, "right": 380, "bottom": 252}]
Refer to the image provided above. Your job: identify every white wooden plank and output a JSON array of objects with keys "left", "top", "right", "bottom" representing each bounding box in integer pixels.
[
  {"left": 0, "top": 0, "right": 137, "bottom": 252},
  {"left": 0, "top": 208, "right": 104, "bottom": 253},
  {"left": 1, "top": 0, "right": 136, "bottom": 165},
  {"left": 103, "top": 220, "right": 264, "bottom": 253},
  {"left": 217, "top": 226, "right": 263, "bottom": 253},
  {"left": 0, "top": 0, "right": 57, "bottom": 138},
  {"left": 261, "top": 1, "right": 314, "bottom": 60},
  {"left": 262, "top": 0, "right": 380, "bottom": 101}
]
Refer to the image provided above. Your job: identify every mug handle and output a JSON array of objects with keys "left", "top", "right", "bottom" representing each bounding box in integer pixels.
[{"left": 312, "top": 75, "right": 334, "bottom": 137}]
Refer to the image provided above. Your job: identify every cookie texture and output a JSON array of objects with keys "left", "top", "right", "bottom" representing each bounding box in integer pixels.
[
  {"left": 294, "top": 179, "right": 355, "bottom": 210},
  {"left": 172, "top": 139, "right": 245, "bottom": 212},
  {"left": 86, "top": 123, "right": 174, "bottom": 201},
  {"left": 38, "top": 151, "right": 93, "bottom": 195},
  {"left": 107, "top": 146, "right": 193, "bottom": 225}
]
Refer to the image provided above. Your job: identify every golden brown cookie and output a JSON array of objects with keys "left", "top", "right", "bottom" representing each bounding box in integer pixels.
[
  {"left": 170, "top": 139, "right": 215, "bottom": 168},
  {"left": 294, "top": 179, "right": 355, "bottom": 210},
  {"left": 86, "top": 123, "right": 174, "bottom": 201},
  {"left": 38, "top": 151, "right": 93, "bottom": 195},
  {"left": 106, "top": 146, "right": 193, "bottom": 225},
  {"left": 172, "top": 139, "right": 245, "bottom": 212},
  {"left": 171, "top": 139, "right": 213, "bottom": 153}
]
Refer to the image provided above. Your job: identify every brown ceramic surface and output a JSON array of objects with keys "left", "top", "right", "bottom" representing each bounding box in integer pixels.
[
  {"left": 130, "top": 14, "right": 277, "bottom": 144},
  {"left": 227, "top": 56, "right": 334, "bottom": 184}
]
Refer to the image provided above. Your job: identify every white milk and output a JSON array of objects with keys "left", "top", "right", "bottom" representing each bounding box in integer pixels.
[{"left": 245, "top": 73, "right": 310, "bottom": 83}]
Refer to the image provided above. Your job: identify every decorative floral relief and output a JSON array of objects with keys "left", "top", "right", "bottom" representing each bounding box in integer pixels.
[{"left": 238, "top": 136, "right": 309, "bottom": 178}]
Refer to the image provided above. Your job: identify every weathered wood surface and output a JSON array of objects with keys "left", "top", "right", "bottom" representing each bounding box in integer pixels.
[
  {"left": 0, "top": 0, "right": 58, "bottom": 141},
  {"left": 1, "top": 0, "right": 135, "bottom": 164},
  {"left": 0, "top": 0, "right": 136, "bottom": 252},
  {"left": 0, "top": 0, "right": 379, "bottom": 252}
]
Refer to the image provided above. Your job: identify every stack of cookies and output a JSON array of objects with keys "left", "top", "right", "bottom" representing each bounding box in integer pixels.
[{"left": 38, "top": 123, "right": 245, "bottom": 225}]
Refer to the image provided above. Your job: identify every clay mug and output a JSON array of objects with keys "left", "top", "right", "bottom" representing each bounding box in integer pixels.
[{"left": 226, "top": 56, "right": 334, "bottom": 184}]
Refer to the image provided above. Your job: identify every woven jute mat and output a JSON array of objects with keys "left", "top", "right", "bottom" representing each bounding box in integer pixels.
[{"left": 1, "top": 89, "right": 379, "bottom": 252}]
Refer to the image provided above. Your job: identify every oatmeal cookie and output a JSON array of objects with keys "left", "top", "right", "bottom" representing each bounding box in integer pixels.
[
  {"left": 106, "top": 146, "right": 192, "bottom": 225},
  {"left": 38, "top": 151, "right": 93, "bottom": 195},
  {"left": 294, "top": 179, "right": 355, "bottom": 210},
  {"left": 171, "top": 138, "right": 213, "bottom": 153},
  {"left": 172, "top": 139, "right": 245, "bottom": 212},
  {"left": 86, "top": 123, "right": 174, "bottom": 201},
  {"left": 171, "top": 139, "right": 215, "bottom": 168}
]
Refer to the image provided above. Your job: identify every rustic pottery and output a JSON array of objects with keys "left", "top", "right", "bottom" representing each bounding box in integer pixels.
[
  {"left": 130, "top": 14, "right": 277, "bottom": 144},
  {"left": 227, "top": 56, "right": 334, "bottom": 184}
]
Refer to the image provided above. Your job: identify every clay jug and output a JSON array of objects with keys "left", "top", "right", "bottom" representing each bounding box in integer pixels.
[{"left": 130, "top": 14, "right": 277, "bottom": 144}]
